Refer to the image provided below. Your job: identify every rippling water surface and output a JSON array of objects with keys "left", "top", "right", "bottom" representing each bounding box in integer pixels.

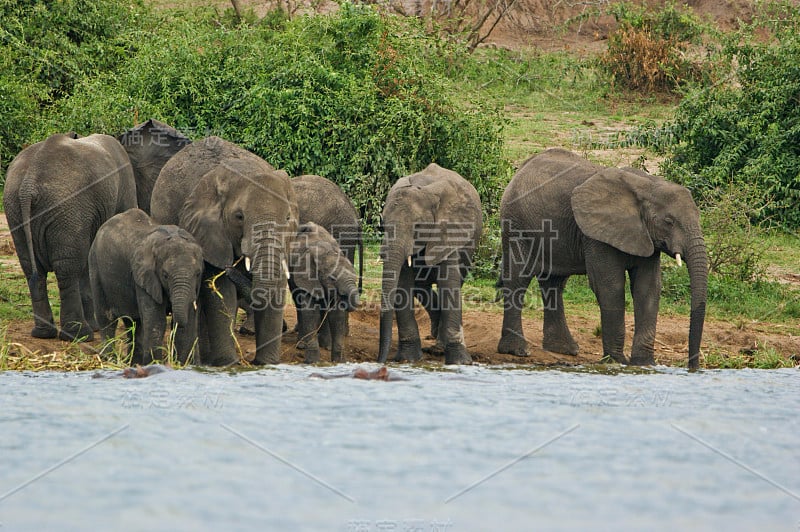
[{"left": 1, "top": 365, "right": 798, "bottom": 531}]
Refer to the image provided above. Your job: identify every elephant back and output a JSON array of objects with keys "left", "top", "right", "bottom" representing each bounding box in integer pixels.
[
  {"left": 151, "top": 136, "right": 268, "bottom": 225},
  {"left": 117, "top": 119, "right": 192, "bottom": 215}
]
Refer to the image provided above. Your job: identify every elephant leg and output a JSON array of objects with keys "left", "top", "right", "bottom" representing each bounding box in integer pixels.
[
  {"left": 628, "top": 259, "right": 661, "bottom": 365},
  {"left": 317, "top": 309, "right": 332, "bottom": 350},
  {"left": 327, "top": 308, "right": 347, "bottom": 363},
  {"left": 414, "top": 284, "right": 440, "bottom": 340},
  {"left": 539, "top": 276, "right": 579, "bottom": 356},
  {"left": 297, "top": 306, "right": 322, "bottom": 364},
  {"left": 173, "top": 306, "right": 199, "bottom": 365},
  {"left": 137, "top": 291, "right": 168, "bottom": 364},
  {"left": 253, "top": 289, "right": 286, "bottom": 365},
  {"left": 438, "top": 260, "right": 471, "bottom": 365},
  {"left": 498, "top": 268, "right": 534, "bottom": 357},
  {"left": 199, "top": 277, "right": 239, "bottom": 366},
  {"left": 394, "top": 263, "right": 422, "bottom": 362},
  {"left": 80, "top": 271, "right": 99, "bottom": 332},
  {"left": 130, "top": 318, "right": 145, "bottom": 366},
  {"left": 587, "top": 260, "right": 627, "bottom": 364},
  {"left": 29, "top": 271, "right": 57, "bottom": 339},
  {"left": 139, "top": 314, "right": 167, "bottom": 365},
  {"left": 54, "top": 268, "right": 93, "bottom": 342}
]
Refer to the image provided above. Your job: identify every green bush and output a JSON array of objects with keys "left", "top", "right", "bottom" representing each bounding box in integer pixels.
[
  {"left": 45, "top": 4, "right": 508, "bottom": 229},
  {"left": 655, "top": 3, "right": 800, "bottom": 228},
  {"left": 0, "top": 0, "right": 146, "bottom": 169}
]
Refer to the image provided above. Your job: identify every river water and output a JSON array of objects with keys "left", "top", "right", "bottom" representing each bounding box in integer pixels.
[{"left": 0, "top": 365, "right": 798, "bottom": 531}]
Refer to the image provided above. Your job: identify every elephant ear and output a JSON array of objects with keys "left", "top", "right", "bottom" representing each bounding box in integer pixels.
[
  {"left": 179, "top": 167, "right": 234, "bottom": 269},
  {"left": 132, "top": 236, "right": 163, "bottom": 304},
  {"left": 571, "top": 168, "right": 654, "bottom": 257}
]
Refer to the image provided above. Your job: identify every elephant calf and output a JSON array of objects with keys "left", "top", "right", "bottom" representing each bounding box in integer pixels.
[
  {"left": 89, "top": 209, "right": 204, "bottom": 365},
  {"left": 287, "top": 223, "right": 360, "bottom": 363}
]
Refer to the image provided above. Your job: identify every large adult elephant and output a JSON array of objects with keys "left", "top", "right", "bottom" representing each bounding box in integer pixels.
[
  {"left": 150, "top": 137, "right": 298, "bottom": 365},
  {"left": 497, "top": 148, "right": 708, "bottom": 369},
  {"left": 378, "top": 163, "right": 482, "bottom": 365},
  {"left": 117, "top": 119, "right": 191, "bottom": 214},
  {"left": 3, "top": 132, "right": 136, "bottom": 341}
]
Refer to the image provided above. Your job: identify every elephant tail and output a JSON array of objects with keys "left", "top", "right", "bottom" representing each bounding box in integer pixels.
[{"left": 19, "top": 176, "right": 40, "bottom": 299}]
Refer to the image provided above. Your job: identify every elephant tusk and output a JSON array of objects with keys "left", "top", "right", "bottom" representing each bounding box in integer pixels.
[
  {"left": 407, "top": 256, "right": 412, "bottom": 267},
  {"left": 193, "top": 300, "right": 198, "bottom": 311},
  {"left": 244, "top": 256, "right": 252, "bottom": 272},
  {"left": 282, "top": 259, "right": 291, "bottom": 279},
  {"left": 675, "top": 253, "right": 682, "bottom": 268}
]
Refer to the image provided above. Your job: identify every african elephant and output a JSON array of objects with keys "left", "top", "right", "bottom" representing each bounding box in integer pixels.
[
  {"left": 497, "top": 148, "right": 708, "bottom": 369},
  {"left": 150, "top": 136, "right": 298, "bottom": 366},
  {"left": 117, "top": 119, "right": 191, "bottom": 214},
  {"left": 289, "top": 222, "right": 360, "bottom": 363},
  {"left": 89, "top": 209, "right": 204, "bottom": 365},
  {"left": 378, "top": 163, "right": 482, "bottom": 365},
  {"left": 3, "top": 132, "right": 136, "bottom": 341}
]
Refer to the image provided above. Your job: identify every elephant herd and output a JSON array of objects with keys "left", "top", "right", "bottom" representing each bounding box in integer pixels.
[{"left": 3, "top": 120, "right": 708, "bottom": 369}]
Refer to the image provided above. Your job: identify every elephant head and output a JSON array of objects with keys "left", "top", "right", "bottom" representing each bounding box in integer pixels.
[
  {"left": 132, "top": 226, "right": 204, "bottom": 329},
  {"left": 289, "top": 222, "right": 360, "bottom": 311},
  {"left": 571, "top": 167, "right": 708, "bottom": 368},
  {"left": 117, "top": 119, "right": 191, "bottom": 214}
]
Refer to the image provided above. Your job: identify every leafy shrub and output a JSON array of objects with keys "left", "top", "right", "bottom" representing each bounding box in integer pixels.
[
  {"left": 656, "top": 3, "right": 800, "bottom": 228},
  {"left": 0, "top": 0, "right": 146, "bottom": 169},
  {"left": 598, "top": 1, "right": 711, "bottom": 93},
  {"left": 46, "top": 4, "right": 508, "bottom": 228},
  {"left": 700, "top": 186, "right": 766, "bottom": 282}
]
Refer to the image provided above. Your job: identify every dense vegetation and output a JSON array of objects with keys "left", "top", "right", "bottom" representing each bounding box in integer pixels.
[{"left": 1, "top": 0, "right": 508, "bottom": 227}]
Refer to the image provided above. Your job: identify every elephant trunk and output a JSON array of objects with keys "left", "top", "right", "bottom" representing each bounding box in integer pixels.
[
  {"left": 336, "top": 277, "right": 360, "bottom": 311},
  {"left": 249, "top": 237, "right": 289, "bottom": 365},
  {"left": 169, "top": 275, "right": 196, "bottom": 328},
  {"left": 378, "top": 245, "right": 409, "bottom": 363},
  {"left": 685, "top": 236, "right": 708, "bottom": 370}
]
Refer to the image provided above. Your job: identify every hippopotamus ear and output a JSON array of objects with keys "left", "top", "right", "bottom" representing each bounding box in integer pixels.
[{"left": 132, "top": 235, "right": 163, "bottom": 304}]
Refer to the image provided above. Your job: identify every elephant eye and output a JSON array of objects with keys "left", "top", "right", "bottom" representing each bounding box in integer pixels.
[
  {"left": 234, "top": 211, "right": 244, "bottom": 222},
  {"left": 665, "top": 216, "right": 675, "bottom": 226}
]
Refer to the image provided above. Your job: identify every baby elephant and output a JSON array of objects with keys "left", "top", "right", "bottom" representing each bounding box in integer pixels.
[
  {"left": 89, "top": 209, "right": 204, "bottom": 365},
  {"left": 288, "top": 223, "right": 360, "bottom": 363}
]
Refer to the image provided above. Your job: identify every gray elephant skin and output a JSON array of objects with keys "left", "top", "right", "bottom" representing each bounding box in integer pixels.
[
  {"left": 379, "top": 163, "right": 482, "bottom": 365},
  {"left": 293, "top": 174, "right": 362, "bottom": 291},
  {"left": 117, "top": 119, "right": 191, "bottom": 215},
  {"left": 3, "top": 132, "right": 136, "bottom": 341},
  {"left": 150, "top": 136, "right": 298, "bottom": 366},
  {"left": 497, "top": 148, "right": 708, "bottom": 369},
  {"left": 239, "top": 174, "right": 362, "bottom": 339},
  {"left": 89, "top": 208, "right": 204, "bottom": 365},
  {"left": 289, "top": 222, "right": 360, "bottom": 363}
]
